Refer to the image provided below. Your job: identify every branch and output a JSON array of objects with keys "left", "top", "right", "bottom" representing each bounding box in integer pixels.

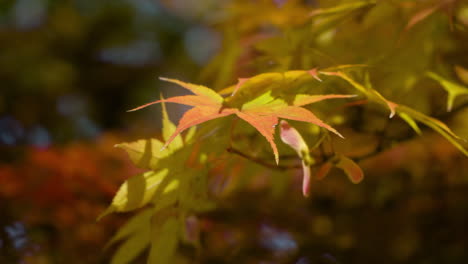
[{"left": 226, "top": 147, "right": 302, "bottom": 171}]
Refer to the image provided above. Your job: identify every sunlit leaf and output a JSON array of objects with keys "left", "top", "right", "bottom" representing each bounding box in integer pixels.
[
  {"left": 236, "top": 111, "right": 279, "bottom": 163},
  {"left": 98, "top": 170, "right": 178, "bottom": 219},
  {"left": 115, "top": 139, "right": 166, "bottom": 170},
  {"left": 161, "top": 98, "right": 180, "bottom": 145},
  {"left": 128, "top": 77, "right": 355, "bottom": 164}
]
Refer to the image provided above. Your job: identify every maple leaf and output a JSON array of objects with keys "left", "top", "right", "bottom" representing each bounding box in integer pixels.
[{"left": 129, "top": 77, "right": 356, "bottom": 164}]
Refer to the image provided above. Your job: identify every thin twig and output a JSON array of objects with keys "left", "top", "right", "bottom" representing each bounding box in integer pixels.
[{"left": 226, "top": 147, "right": 302, "bottom": 171}]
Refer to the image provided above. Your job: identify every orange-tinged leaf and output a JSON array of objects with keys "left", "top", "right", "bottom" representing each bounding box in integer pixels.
[
  {"left": 159, "top": 77, "right": 223, "bottom": 103},
  {"left": 164, "top": 106, "right": 237, "bottom": 149},
  {"left": 275, "top": 106, "right": 343, "bottom": 138},
  {"left": 308, "top": 68, "right": 322, "bottom": 82},
  {"left": 335, "top": 155, "right": 364, "bottom": 184},
  {"left": 316, "top": 162, "right": 333, "bottom": 180},
  {"left": 404, "top": 5, "right": 439, "bottom": 32},
  {"left": 235, "top": 111, "right": 279, "bottom": 164}
]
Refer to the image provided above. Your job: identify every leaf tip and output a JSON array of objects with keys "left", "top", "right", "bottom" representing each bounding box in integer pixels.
[{"left": 96, "top": 206, "right": 114, "bottom": 222}]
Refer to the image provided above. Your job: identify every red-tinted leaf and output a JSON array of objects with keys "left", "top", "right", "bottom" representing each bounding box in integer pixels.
[
  {"left": 235, "top": 111, "right": 279, "bottom": 164},
  {"left": 159, "top": 77, "right": 223, "bottom": 103},
  {"left": 316, "top": 162, "right": 333, "bottom": 180},
  {"left": 164, "top": 106, "right": 237, "bottom": 149},
  {"left": 275, "top": 106, "right": 343, "bottom": 138},
  {"left": 308, "top": 68, "right": 322, "bottom": 82},
  {"left": 405, "top": 5, "right": 439, "bottom": 32},
  {"left": 335, "top": 155, "right": 364, "bottom": 184}
]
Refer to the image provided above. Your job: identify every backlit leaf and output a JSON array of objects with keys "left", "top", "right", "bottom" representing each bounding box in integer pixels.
[
  {"left": 236, "top": 111, "right": 279, "bottom": 164},
  {"left": 98, "top": 170, "right": 179, "bottom": 219},
  {"left": 115, "top": 139, "right": 166, "bottom": 170}
]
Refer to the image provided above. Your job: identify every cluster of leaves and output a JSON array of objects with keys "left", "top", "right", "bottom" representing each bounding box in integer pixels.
[{"left": 102, "top": 0, "right": 468, "bottom": 263}]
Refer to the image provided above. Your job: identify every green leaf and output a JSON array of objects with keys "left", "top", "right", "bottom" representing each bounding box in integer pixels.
[
  {"left": 98, "top": 170, "right": 179, "bottom": 220},
  {"left": 398, "top": 112, "right": 422, "bottom": 135},
  {"left": 115, "top": 139, "right": 167, "bottom": 170},
  {"left": 398, "top": 105, "right": 468, "bottom": 156},
  {"left": 309, "top": 0, "right": 376, "bottom": 17},
  {"left": 426, "top": 72, "right": 468, "bottom": 112},
  {"left": 106, "top": 209, "right": 153, "bottom": 248},
  {"left": 161, "top": 98, "right": 183, "bottom": 149},
  {"left": 148, "top": 215, "right": 180, "bottom": 264},
  {"left": 111, "top": 230, "right": 150, "bottom": 264},
  {"left": 322, "top": 71, "right": 396, "bottom": 117}
]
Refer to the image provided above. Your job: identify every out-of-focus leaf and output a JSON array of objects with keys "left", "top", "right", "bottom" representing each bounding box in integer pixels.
[
  {"left": 426, "top": 71, "right": 468, "bottom": 111},
  {"left": 404, "top": 5, "right": 439, "bottom": 31},
  {"left": 106, "top": 209, "right": 153, "bottom": 248},
  {"left": 335, "top": 155, "right": 364, "bottom": 184},
  {"left": 454, "top": 65, "right": 468, "bottom": 86},
  {"left": 148, "top": 215, "right": 180, "bottom": 264},
  {"left": 316, "top": 162, "right": 333, "bottom": 180},
  {"left": 98, "top": 170, "right": 179, "bottom": 220},
  {"left": 111, "top": 230, "right": 150, "bottom": 264},
  {"left": 309, "top": 0, "right": 376, "bottom": 17},
  {"left": 398, "top": 112, "right": 422, "bottom": 135},
  {"left": 397, "top": 105, "right": 468, "bottom": 156}
]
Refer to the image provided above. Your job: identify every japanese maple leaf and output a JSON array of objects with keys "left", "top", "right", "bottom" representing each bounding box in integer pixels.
[{"left": 129, "top": 77, "right": 355, "bottom": 164}]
